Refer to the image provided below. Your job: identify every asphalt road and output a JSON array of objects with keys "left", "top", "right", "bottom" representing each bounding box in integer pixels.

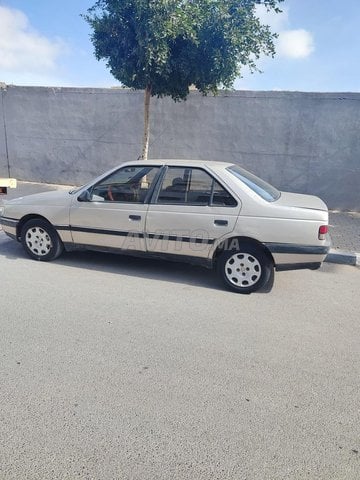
[{"left": 1, "top": 231, "right": 360, "bottom": 480}]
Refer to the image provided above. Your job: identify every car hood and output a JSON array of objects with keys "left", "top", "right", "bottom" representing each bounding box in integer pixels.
[
  {"left": 4, "top": 189, "right": 73, "bottom": 207},
  {"left": 275, "top": 192, "right": 328, "bottom": 212}
]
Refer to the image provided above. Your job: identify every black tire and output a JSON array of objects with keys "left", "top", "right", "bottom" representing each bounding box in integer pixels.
[
  {"left": 217, "top": 242, "right": 273, "bottom": 294},
  {"left": 21, "top": 218, "right": 64, "bottom": 261}
]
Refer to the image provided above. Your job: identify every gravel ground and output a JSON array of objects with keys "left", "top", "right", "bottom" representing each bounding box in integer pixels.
[{"left": 329, "top": 211, "right": 360, "bottom": 253}]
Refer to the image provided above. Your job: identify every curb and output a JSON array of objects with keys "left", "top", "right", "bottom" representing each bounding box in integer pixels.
[{"left": 325, "top": 249, "right": 360, "bottom": 267}]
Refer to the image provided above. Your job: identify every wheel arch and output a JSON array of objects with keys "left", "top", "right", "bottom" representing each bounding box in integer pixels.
[
  {"left": 212, "top": 236, "right": 274, "bottom": 265},
  {"left": 17, "top": 214, "right": 53, "bottom": 240}
]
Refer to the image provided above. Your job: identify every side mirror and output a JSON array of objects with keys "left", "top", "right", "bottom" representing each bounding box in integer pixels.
[{"left": 77, "top": 190, "right": 92, "bottom": 202}]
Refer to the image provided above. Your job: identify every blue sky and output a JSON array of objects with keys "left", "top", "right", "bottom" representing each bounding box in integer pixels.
[{"left": 0, "top": 0, "right": 359, "bottom": 91}]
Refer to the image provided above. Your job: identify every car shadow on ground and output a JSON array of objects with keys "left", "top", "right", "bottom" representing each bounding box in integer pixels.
[{"left": 0, "top": 232, "right": 276, "bottom": 294}]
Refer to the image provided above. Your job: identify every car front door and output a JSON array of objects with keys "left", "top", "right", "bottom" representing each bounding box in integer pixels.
[
  {"left": 69, "top": 165, "right": 161, "bottom": 252},
  {"left": 145, "top": 166, "right": 241, "bottom": 259}
]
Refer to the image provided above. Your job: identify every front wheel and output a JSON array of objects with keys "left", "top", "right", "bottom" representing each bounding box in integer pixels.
[
  {"left": 217, "top": 243, "right": 273, "bottom": 294},
  {"left": 21, "top": 219, "right": 64, "bottom": 261}
]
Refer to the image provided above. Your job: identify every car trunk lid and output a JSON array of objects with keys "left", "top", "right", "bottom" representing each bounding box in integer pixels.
[{"left": 275, "top": 192, "right": 328, "bottom": 212}]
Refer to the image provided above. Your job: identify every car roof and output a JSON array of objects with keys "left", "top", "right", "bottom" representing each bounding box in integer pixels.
[{"left": 123, "top": 159, "right": 234, "bottom": 168}]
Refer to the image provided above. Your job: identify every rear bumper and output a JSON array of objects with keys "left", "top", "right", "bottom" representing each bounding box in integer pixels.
[
  {"left": 264, "top": 242, "right": 331, "bottom": 270},
  {"left": 276, "top": 262, "right": 322, "bottom": 272},
  {"left": 264, "top": 242, "right": 329, "bottom": 256}
]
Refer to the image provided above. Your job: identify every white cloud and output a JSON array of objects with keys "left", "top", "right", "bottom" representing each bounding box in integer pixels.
[
  {"left": 277, "top": 29, "right": 315, "bottom": 59},
  {"left": 0, "top": 6, "right": 66, "bottom": 75},
  {"left": 256, "top": 4, "right": 314, "bottom": 60}
]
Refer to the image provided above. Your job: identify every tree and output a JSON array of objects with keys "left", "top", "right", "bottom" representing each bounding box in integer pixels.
[{"left": 84, "top": 0, "right": 283, "bottom": 160}]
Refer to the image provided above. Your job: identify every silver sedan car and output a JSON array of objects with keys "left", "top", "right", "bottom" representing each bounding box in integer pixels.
[{"left": 0, "top": 160, "right": 330, "bottom": 293}]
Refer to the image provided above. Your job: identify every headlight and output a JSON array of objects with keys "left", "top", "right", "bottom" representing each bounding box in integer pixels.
[{"left": 0, "top": 206, "right": 4, "bottom": 217}]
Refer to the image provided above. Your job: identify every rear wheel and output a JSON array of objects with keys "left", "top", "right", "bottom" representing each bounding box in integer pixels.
[
  {"left": 21, "top": 219, "right": 64, "bottom": 261},
  {"left": 217, "top": 243, "right": 273, "bottom": 294}
]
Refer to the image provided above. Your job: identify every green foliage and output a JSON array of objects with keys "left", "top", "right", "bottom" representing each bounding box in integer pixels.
[{"left": 84, "top": 0, "right": 283, "bottom": 101}]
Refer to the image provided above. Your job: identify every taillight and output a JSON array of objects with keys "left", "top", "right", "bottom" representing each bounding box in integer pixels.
[{"left": 318, "top": 225, "right": 328, "bottom": 240}]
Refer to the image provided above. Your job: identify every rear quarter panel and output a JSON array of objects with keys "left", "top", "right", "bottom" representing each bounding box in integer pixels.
[{"left": 209, "top": 196, "right": 330, "bottom": 265}]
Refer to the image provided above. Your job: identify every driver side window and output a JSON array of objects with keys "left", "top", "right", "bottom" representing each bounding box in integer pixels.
[{"left": 91, "top": 166, "right": 160, "bottom": 203}]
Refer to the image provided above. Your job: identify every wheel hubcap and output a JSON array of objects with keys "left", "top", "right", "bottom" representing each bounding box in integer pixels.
[
  {"left": 25, "top": 227, "right": 52, "bottom": 256},
  {"left": 225, "top": 253, "right": 262, "bottom": 287}
]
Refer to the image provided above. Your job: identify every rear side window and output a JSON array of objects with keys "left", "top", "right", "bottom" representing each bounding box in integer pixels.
[
  {"left": 227, "top": 165, "right": 280, "bottom": 202},
  {"left": 156, "top": 167, "right": 237, "bottom": 206}
]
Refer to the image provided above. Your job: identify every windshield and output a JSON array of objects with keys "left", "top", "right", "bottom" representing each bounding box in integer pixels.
[{"left": 227, "top": 165, "right": 281, "bottom": 202}]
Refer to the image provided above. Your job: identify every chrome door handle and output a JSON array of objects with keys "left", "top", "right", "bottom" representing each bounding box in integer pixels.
[
  {"left": 129, "top": 215, "right": 141, "bottom": 221},
  {"left": 214, "top": 219, "right": 228, "bottom": 226}
]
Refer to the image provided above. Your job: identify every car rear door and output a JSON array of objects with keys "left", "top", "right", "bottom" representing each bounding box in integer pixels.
[{"left": 145, "top": 166, "right": 241, "bottom": 259}]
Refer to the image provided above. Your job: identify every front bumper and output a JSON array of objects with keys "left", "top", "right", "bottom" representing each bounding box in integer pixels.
[{"left": 0, "top": 216, "right": 19, "bottom": 240}]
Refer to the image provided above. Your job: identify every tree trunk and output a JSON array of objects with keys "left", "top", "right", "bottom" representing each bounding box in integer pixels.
[{"left": 140, "top": 85, "right": 151, "bottom": 160}]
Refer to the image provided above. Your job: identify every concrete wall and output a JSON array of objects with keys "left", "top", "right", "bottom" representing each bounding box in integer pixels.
[{"left": 1, "top": 85, "right": 359, "bottom": 210}]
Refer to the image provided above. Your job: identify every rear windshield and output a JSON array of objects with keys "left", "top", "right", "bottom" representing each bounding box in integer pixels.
[{"left": 227, "top": 165, "right": 281, "bottom": 202}]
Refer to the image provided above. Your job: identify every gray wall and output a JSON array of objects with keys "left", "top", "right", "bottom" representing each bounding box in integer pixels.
[{"left": 1, "top": 85, "right": 359, "bottom": 210}]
